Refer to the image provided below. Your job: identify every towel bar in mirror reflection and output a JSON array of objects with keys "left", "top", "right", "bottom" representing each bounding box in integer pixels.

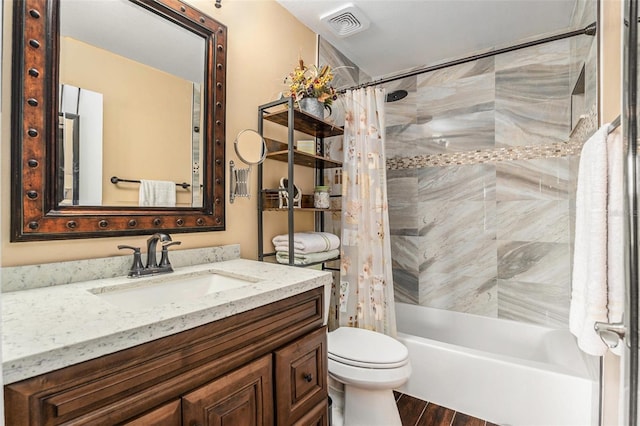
[{"left": 110, "top": 177, "right": 192, "bottom": 190}]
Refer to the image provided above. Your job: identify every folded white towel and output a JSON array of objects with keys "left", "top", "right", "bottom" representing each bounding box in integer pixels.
[
  {"left": 276, "top": 249, "right": 340, "bottom": 265},
  {"left": 139, "top": 179, "right": 176, "bottom": 207},
  {"left": 272, "top": 232, "right": 340, "bottom": 254},
  {"left": 570, "top": 123, "right": 624, "bottom": 356}
]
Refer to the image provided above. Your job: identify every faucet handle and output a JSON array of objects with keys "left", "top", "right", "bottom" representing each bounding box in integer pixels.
[
  {"left": 148, "top": 232, "right": 172, "bottom": 243},
  {"left": 118, "top": 245, "right": 144, "bottom": 277},
  {"left": 162, "top": 241, "right": 182, "bottom": 249},
  {"left": 159, "top": 241, "right": 181, "bottom": 268}
]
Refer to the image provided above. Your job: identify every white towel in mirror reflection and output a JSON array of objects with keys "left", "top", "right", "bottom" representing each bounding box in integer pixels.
[{"left": 139, "top": 180, "right": 176, "bottom": 207}]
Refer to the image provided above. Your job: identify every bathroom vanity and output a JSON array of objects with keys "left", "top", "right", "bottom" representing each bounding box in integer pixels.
[{"left": 2, "top": 256, "right": 331, "bottom": 425}]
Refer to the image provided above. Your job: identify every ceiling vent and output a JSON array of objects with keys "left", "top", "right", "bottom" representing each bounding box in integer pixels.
[{"left": 320, "top": 4, "right": 370, "bottom": 38}]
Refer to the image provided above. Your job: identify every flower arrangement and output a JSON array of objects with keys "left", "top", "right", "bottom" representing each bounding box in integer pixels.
[{"left": 284, "top": 59, "right": 338, "bottom": 107}]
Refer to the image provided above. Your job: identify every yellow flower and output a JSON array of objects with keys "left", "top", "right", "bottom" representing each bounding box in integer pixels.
[{"left": 284, "top": 58, "right": 337, "bottom": 107}]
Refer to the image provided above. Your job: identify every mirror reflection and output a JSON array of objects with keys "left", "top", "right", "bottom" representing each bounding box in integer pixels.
[
  {"left": 58, "top": 84, "right": 103, "bottom": 206},
  {"left": 58, "top": 0, "right": 206, "bottom": 208}
]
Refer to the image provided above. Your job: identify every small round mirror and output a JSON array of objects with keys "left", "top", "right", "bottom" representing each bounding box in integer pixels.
[{"left": 234, "top": 129, "right": 267, "bottom": 165}]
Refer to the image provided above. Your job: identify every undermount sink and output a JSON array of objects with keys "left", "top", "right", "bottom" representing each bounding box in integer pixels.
[{"left": 90, "top": 270, "right": 258, "bottom": 311}]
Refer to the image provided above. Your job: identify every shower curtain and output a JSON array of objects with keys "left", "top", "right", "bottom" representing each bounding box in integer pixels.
[{"left": 339, "top": 87, "right": 397, "bottom": 336}]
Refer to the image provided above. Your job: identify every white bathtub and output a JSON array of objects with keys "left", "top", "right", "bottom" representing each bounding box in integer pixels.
[{"left": 395, "top": 302, "right": 599, "bottom": 426}]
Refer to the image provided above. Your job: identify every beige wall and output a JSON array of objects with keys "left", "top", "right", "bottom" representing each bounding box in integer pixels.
[
  {"left": 600, "top": 1, "right": 623, "bottom": 425},
  {"left": 60, "top": 36, "right": 193, "bottom": 206},
  {"left": 1, "top": 0, "right": 317, "bottom": 266},
  {"left": 601, "top": 0, "right": 622, "bottom": 123}
]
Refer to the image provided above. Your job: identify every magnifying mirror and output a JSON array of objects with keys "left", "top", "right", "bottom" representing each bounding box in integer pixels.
[
  {"left": 230, "top": 129, "right": 267, "bottom": 203},
  {"left": 234, "top": 129, "right": 267, "bottom": 165}
]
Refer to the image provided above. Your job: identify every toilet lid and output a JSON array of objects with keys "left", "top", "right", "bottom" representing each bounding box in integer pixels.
[{"left": 328, "top": 327, "right": 409, "bottom": 368}]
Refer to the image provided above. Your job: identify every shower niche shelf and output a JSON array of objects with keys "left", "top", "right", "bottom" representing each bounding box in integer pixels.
[{"left": 257, "top": 98, "right": 343, "bottom": 267}]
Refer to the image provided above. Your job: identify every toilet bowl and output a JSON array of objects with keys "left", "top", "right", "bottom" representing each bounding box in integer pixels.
[{"left": 328, "top": 327, "right": 411, "bottom": 426}]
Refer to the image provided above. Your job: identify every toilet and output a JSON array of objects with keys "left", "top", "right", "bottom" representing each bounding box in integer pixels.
[{"left": 327, "top": 327, "right": 411, "bottom": 426}]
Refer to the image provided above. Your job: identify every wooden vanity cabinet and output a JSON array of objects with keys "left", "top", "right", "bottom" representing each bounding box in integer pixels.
[{"left": 4, "top": 287, "right": 328, "bottom": 425}]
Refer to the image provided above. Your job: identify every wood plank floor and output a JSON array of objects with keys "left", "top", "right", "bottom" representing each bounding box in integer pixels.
[{"left": 395, "top": 392, "right": 498, "bottom": 426}]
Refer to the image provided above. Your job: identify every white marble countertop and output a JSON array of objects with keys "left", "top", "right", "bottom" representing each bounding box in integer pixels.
[{"left": 2, "top": 259, "right": 332, "bottom": 384}]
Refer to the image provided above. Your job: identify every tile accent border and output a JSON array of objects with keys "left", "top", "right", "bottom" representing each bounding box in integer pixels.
[{"left": 386, "top": 106, "right": 598, "bottom": 170}]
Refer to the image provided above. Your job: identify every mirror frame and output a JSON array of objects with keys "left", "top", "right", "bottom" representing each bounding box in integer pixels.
[{"left": 11, "top": 0, "right": 227, "bottom": 241}]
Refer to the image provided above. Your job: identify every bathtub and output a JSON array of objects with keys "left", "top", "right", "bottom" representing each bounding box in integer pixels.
[{"left": 395, "top": 302, "right": 599, "bottom": 426}]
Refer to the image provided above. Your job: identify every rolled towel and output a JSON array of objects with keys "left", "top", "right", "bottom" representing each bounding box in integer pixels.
[
  {"left": 276, "top": 249, "right": 340, "bottom": 266},
  {"left": 272, "top": 232, "right": 340, "bottom": 254}
]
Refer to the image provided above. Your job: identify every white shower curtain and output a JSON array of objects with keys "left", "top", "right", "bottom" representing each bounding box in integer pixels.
[{"left": 339, "top": 87, "right": 397, "bottom": 336}]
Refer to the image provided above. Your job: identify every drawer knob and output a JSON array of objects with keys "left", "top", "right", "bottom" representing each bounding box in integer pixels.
[{"left": 303, "top": 373, "right": 313, "bottom": 383}]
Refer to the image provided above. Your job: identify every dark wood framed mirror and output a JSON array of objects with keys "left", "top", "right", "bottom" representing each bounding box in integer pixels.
[{"left": 11, "top": 0, "right": 226, "bottom": 241}]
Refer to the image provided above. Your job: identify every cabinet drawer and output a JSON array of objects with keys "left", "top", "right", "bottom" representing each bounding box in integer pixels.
[
  {"left": 275, "top": 326, "right": 327, "bottom": 425},
  {"left": 122, "top": 400, "right": 181, "bottom": 425},
  {"left": 293, "top": 400, "right": 328, "bottom": 426}
]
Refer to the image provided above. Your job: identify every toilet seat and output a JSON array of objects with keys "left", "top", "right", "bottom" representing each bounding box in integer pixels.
[
  {"left": 328, "top": 357, "right": 411, "bottom": 389},
  {"left": 328, "top": 327, "right": 409, "bottom": 369}
]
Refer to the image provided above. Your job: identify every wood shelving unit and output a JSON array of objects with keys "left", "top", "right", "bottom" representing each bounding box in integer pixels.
[{"left": 257, "top": 98, "right": 343, "bottom": 267}]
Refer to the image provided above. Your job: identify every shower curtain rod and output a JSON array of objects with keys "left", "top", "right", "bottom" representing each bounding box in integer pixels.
[{"left": 339, "top": 22, "right": 597, "bottom": 93}]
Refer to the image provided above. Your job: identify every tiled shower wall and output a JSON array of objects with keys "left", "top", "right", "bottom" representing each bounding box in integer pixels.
[
  {"left": 386, "top": 1, "right": 597, "bottom": 328},
  {"left": 319, "top": 0, "right": 596, "bottom": 329}
]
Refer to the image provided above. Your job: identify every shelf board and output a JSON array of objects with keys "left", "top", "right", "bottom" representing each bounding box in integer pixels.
[
  {"left": 263, "top": 207, "right": 341, "bottom": 212},
  {"left": 266, "top": 150, "right": 342, "bottom": 169},
  {"left": 263, "top": 108, "right": 344, "bottom": 138},
  {"left": 260, "top": 253, "right": 341, "bottom": 268}
]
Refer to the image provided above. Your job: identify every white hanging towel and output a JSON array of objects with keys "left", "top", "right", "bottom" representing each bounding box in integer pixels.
[
  {"left": 570, "top": 123, "right": 624, "bottom": 356},
  {"left": 606, "top": 129, "right": 625, "bottom": 356},
  {"left": 139, "top": 179, "right": 176, "bottom": 207}
]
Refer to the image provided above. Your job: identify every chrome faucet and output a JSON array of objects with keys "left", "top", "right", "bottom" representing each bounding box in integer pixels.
[{"left": 118, "top": 232, "right": 181, "bottom": 277}]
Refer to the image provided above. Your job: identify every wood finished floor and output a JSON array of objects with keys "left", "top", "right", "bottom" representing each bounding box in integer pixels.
[{"left": 395, "top": 392, "right": 498, "bottom": 426}]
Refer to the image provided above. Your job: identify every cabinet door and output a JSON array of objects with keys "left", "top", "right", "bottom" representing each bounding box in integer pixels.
[
  {"left": 122, "top": 400, "right": 181, "bottom": 425},
  {"left": 182, "top": 354, "right": 274, "bottom": 426},
  {"left": 292, "top": 400, "right": 328, "bottom": 426},
  {"left": 274, "top": 326, "right": 327, "bottom": 425}
]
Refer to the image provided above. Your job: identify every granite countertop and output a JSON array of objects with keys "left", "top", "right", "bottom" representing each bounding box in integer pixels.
[{"left": 2, "top": 259, "right": 332, "bottom": 384}]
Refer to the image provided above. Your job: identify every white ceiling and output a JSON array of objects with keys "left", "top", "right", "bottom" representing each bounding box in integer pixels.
[
  {"left": 60, "top": 0, "right": 205, "bottom": 83},
  {"left": 276, "top": 0, "right": 578, "bottom": 79}
]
